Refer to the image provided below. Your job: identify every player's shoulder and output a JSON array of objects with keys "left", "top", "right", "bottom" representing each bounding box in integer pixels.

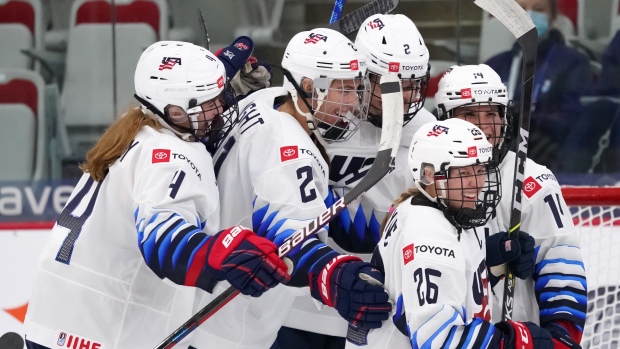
[
  {"left": 326, "top": 121, "right": 379, "bottom": 158},
  {"left": 501, "top": 151, "right": 561, "bottom": 201},
  {"left": 395, "top": 199, "right": 457, "bottom": 236},
  {"left": 235, "top": 87, "right": 308, "bottom": 141},
  {"left": 400, "top": 108, "right": 437, "bottom": 148},
  {"left": 389, "top": 200, "right": 463, "bottom": 266},
  {"left": 134, "top": 126, "right": 214, "bottom": 181}
]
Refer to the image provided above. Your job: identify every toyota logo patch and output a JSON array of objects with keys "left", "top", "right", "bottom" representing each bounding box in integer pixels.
[
  {"left": 279, "top": 146, "right": 299, "bottom": 162},
  {"left": 152, "top": 149, "right": 171, "bottom": 163}
]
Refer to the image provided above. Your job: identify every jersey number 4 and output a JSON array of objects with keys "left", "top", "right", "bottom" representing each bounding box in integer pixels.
[{"left": 55, "top": 177, "right": 102, "bottom": 264}]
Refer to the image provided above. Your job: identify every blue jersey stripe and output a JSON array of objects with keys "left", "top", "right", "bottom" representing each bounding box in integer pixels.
[
  {"left": 539, "top": 290, "right": 588, "bottom": 304},
  {"left": 539, "top": 306, "right": 586, "bottom": 320},
  {"left": 252, "top": 203, "right": 269, "bottom": 232},
  {"left": 537, "top": 258, "right": 585, "bottom": 273},
  {"left": 421, "top": 311, "right": 460, "bottom": 349},
  {"left": 353, "top": 205, "right": 367, "bottom": 242},
  {"left": 535, "top": 274, "right": 587, "bottom": 290},
  {"left": 369, "top": 210, "right": 380, "bottom": 243}
]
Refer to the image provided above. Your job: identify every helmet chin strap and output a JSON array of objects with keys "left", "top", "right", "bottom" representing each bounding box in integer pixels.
[
  {"left": 290, "top": 89, "right": 316, "bottom": 130},
  {"left": 415, "top": 178, "right": 448, "bottom": 205},
  {"left": 135, "top": 95, "right": 195, "bottom": 141}
]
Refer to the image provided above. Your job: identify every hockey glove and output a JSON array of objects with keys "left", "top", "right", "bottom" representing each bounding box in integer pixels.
[
  {"left": 543, "top": 322, "right": 582, "bottom": 349},
  {"left": 204, "top": 226, "right": 290, "bottom": 297},
  {"left": 487, "top": 231, "right": 536, "bottom": 283},
  {"left": 495, "top": 321, "right": 554, "bottom": 349},
  {"left": 215, "top": 36, "right": 254, "bottom": 82},
  {"left": 309, "top": 255, "right": 392, "bottom": 329}
]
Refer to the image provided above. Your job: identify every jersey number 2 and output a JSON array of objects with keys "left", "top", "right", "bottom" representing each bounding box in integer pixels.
[{"left": 297, "top": 166, "right": 317, "bottom": 203}]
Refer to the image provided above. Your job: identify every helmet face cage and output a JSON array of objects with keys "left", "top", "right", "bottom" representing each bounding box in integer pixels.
[
  {"left": 366, "top": 69, "right": 430, "bottom": 128},
  {"left": 310, "top": 75, "right": 371, "bottom": 142},
  {"left": 161, "top": 82, "right": 238, "bottom": 147},
  {"left": 441, "top": 101, "right": 513, "bottom": 166},
  {"left": 434, "top": 163, "right": 502, "bottom": 229}
]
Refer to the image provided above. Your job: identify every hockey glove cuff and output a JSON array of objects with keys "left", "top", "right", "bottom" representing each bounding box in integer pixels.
[
  {"left": 205, "top": 226, "right": 290, "bottom": 297},
  {"left": 309, "top": 255, "right": 392, "bottom": 329},
  {"left": 543, "top": 323, "right": 582, "bottom": 349},
  {"left": 495, "top": 321, "right": 554, "bottom": 349}
]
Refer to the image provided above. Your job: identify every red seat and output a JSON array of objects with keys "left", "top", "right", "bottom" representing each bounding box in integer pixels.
[
  {"left": 0, "top": 0, "right": 43, "bottom": 70},
  {"left": 76, "top": 0, "right": 161, "bottom": 39},
  {"left": 0, "top": 69, "right": 47, "bottom": 180}
]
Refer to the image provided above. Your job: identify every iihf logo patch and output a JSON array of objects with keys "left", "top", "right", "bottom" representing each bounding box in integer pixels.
[
  {"left": 460, "top": 88, "right": 472, "bottom": 99},
  {"left": 217, "top": 76, "right": 224, "bottom": 89},
  {"left": 427, "top": 125, "right": 449, "bottom": 137},
  {"left": 57, "top": 332, "right": 67, "bottom": 346},
  {"left": 350, "top": 60, "right": 359, "bottom": 71},
  {"left": 367, "top": 18, "right": 385, "bottom": 30},
  {"left": 159, "top": 57, "right": 182, "bottom": 71},
  {"left": 304, "top": 32, "right": 328, "bottom": 44},
  {"left": 388, "top": 62, "right": 400, "bottom": 72}
]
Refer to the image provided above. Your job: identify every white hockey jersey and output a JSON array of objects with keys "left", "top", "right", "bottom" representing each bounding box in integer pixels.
[
  {"left": 283, "top": 109, "right": 436, "bottom": 336},
  {"left": 191, "top": 87, "right": 340, "bottom": 349},
  {"left": 24, "top": 126, "right": 220, "bottom": 349},
  {"left": 486, "top": 151, "right": 587, "bottom": 335},
  {"left": 347, "top": 196, "right": 501, "bottom": 349},
  {"left": 326, "top": 108, "right": 437, "bottom": 254}
]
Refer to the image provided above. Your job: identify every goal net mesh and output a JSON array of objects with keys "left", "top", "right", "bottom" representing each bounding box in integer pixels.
[{"left": 564, "top": 187, "right": 620, "bottom": 349}]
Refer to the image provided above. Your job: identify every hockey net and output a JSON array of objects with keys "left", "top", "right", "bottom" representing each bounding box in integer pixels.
[{"left": 563, "top": 187, "right": 620, "bottom": 349}]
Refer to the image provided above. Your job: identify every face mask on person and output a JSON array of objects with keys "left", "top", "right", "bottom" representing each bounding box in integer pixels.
[{"left": 526, "top": 10, "right": 549, "bottom": 37}]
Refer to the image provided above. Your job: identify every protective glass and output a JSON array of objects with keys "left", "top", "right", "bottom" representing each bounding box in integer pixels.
[{"left": 311, "top": 76, "right": 371, "bottom": 142}]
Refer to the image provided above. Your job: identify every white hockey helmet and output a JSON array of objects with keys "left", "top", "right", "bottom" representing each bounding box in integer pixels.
[
  {"left": 435, "top": 64, "right": 512, "bottom": 164},
  {"left": 281, "top": 28, "right": 370, "bottom": 143},
  {"left": 408, "top": 118, "right": 501, "bottom": 229},
  {"left": 134, "top": 41, "right": 238, "bottom": 147},
  {"left": 355, "top": 14, "right": 430, "bottom": 127}
]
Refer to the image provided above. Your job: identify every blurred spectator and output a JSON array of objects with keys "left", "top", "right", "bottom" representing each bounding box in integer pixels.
[
  {"left": 596, "top": 30, "right": 620, "bottom": 97},
  {"left": 485, "top": 0, "right": 593, "bottom": 171},
  {"left": 558, "top": 30, "right": 620, "bottom": 173}
]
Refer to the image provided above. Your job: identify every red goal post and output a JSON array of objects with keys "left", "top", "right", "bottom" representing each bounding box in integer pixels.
[{"left": 561, "top": 186, "right": 620, "bottom": 349}]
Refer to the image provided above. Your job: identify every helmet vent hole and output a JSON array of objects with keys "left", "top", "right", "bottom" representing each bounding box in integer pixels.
[
  {"left": 323, "top": 51, "right": 327, "bottom": 55},
  {"left": 382, "top": 37, "right": 387, "bottom": 45}
]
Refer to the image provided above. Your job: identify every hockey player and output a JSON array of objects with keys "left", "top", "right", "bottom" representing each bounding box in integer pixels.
[
  {"left": 190, "top": 28, "right": 392, "bottom": 349},
  {"left": 435, "top": 64, "right": 587, "bottom": 349},
  {"left": 277, "top": 14, "right": 437, "bottom": 348},
  {"left": 346, "top": 118, "right": 550, "bottom": 349},
  {"left": 23, "top": 41, "right": 290, "bottom": 349}
]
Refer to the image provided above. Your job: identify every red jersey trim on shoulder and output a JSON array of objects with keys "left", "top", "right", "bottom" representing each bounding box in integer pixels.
[
  {"left": 403, "top": 244, "right": 414, "bottom": 265},
  {"left": 523, "top": 176, "right": 542, "bottom": 198},
  {"left": 152, "top": 149, "right": 171, "bottom": 163},
  {"left": 280, "top": 145, "right": 299, "bottom": 162}
]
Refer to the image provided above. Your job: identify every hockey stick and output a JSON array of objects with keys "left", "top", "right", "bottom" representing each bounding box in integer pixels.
[
  {"left": 330, "top": 0, "right": 347, "bottom": 24},
  {"left": 472, "top": 0, "right": 537, "bottom": 321},
  {"left": 329, "top": 0, "right": 399, "bottom": 35},
  {"left": 196, "top": 9, "right": 210, "bottom": 51},
  {"left": 153, "top": 74, "right": 404, "bottom": 349}
]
